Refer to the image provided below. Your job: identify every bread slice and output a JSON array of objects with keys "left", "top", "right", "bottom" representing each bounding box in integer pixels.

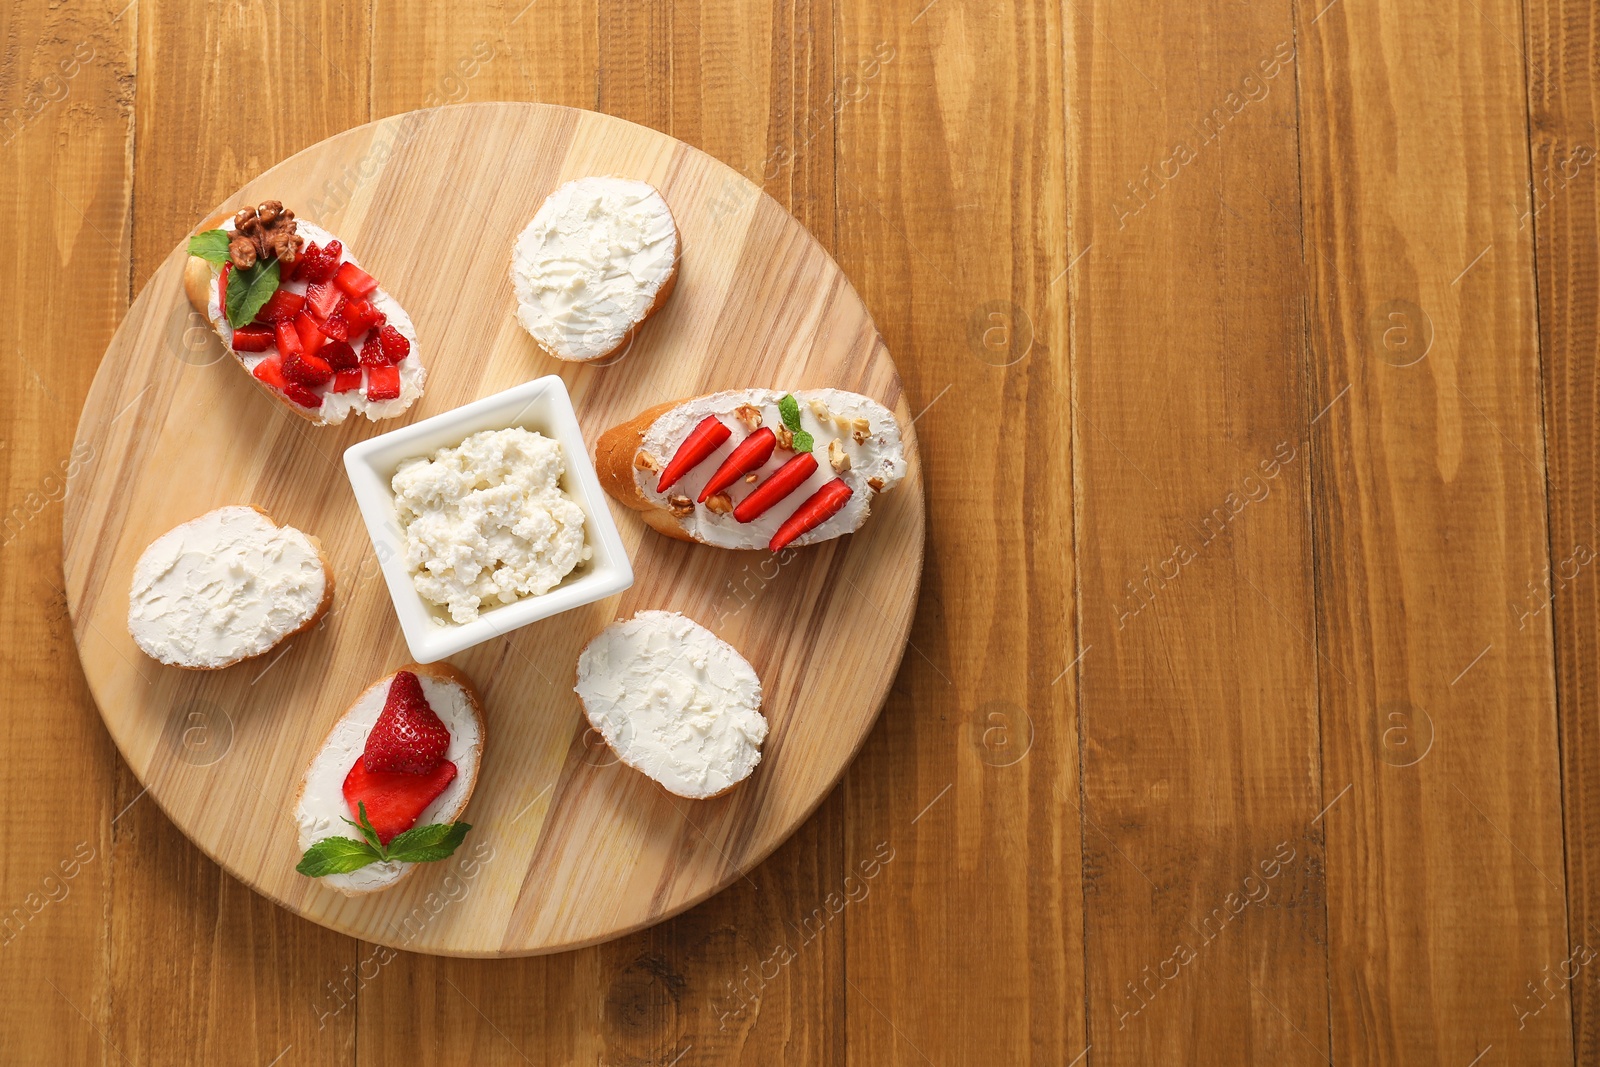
[
  {"left": 182, "top": 209, "right": 425, "bottom": 425},
  {"left": 575, "top": 611, "right": 765, "bottom": 799},
  {"left": 294, "top": 663, "right": 486, "bottom": 896},
  {"left": 511, "top": 177, "right": 679, "bottom": 363},
  {"left": 594, "top": 389, "right": 906, "bottom": 550},
  {"left": 127, "top": 505, "right": 333, "bottom": 670}
]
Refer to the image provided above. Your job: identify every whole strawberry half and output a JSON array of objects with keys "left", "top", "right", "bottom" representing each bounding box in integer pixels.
[{"left": 362, "top": 670, "right": 451, "bottom": 774}]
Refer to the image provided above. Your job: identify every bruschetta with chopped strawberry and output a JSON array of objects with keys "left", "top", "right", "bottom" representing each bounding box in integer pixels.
[
  {"left": 183, "top": 201, "right": 425, "bottom": 424},
  {"left": 595, "top": 389, "right": 905, "bottom": 551}
]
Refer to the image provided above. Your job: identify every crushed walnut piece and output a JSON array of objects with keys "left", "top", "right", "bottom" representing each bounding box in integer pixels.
[
  {"left": 229, "top": 201, "right": 303, "bottom": 270},
  {"left": 667, "top": 494, "right": 695, "bottom": 517},
  {"left": 744, "top": 472, "right": 759, "bottom": 483},
  {"left": 633, "top": 450, "right": 662, "bottom": 473},
  {"left": 850, "top": 417, "right": 871, "bottom": 445},
  {"left": 775, "top": 425, "right": 794, "bottom": 450},
  {"left": 868, "top": 477, "right": 886, "bottom": 492},
  {"left": 703, "top": 492, "right": 734, "bottom": 515},
  {"left": 827, "top": 438, "right": 851, "bottom": 473},
  {"left": 809, "top": 399, "right": 831, "bottom": 421},
  {"left": 734, "top": 404, "right": 763, "bottom": 429}
]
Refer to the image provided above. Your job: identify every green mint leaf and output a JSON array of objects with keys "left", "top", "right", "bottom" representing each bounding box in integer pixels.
[
  {"left": 187, "top": 229, "right": 232, "bottom": 265},
  {"left": 386, "top": 821, "right": 472, "bottom": 864},
  {"left": 778, "top": 394, "right": 814, "bottom": 452},
  {"left": 295, "top": 836, "right": 385, "bottom": 877},
  {"left": 224, "top": 257, "right": 280, "bottom": 329},
  {"left": 342, "top": 801, "right": 389, "bottom": 860},
  {"left": 778, "top": 394, "right": 803, "bottom": 433}
]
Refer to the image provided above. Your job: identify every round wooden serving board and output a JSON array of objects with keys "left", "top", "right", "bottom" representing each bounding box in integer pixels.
[{"left": 62, "top": 103, "right": 923, "bottom": 957}]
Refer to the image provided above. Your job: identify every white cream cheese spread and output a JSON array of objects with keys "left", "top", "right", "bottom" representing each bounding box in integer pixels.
[
  {"left": 295, "top": 671, "right": 481, "bottom": 895},
  {"left": 126, "top": 505, "right": 326, "bottom": 668},
  {"left": 391, "top": 427, "right": 591, "bottom": 624},
  {"left": 511, "top": 177, "right": 677, "bottom": 361},
  {"left": 575, "top": 610, "right": 767, "bottom": 799}
]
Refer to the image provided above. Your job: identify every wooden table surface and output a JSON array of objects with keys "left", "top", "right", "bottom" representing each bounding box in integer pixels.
[{"left": 4, "top": 0, "right": 1597, "bottom": 1063}]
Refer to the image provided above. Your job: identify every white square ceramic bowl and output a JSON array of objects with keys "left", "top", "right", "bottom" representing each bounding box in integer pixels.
[{"left": 343, "top": 375, "right": 633, "bottom": 663}]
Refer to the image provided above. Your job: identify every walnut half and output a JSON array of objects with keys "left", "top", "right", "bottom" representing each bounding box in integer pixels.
[{"left": 734, "top": 404, "right": 763, "bottom": 429}]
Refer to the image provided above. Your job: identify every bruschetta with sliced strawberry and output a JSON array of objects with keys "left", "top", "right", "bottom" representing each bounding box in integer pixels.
[
  {"left": 594, "top": 389, "right": 905, "bottom": 551},
  {"left": 294, "top": 664, "right": 483, "bottom": 895},
  {"left": 183, "top": 201, "right": 425, "bottom": 424}
]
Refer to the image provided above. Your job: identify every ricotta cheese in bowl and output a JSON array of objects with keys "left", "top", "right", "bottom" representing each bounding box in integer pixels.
[{"left": 392, "top": 427, "right": 592, "bottom": 624}]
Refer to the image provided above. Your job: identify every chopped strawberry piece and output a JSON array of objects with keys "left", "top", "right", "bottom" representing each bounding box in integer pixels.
[
  {"left": 230, "top": 324, "right": 274, "bottom": 352},
  {"left": 283, "top": 350, "right": 333, "bottom": 387},
  {"left": 333, "top": 260, "right": 378, "bottom": 298},
  {"left": 343, "top": 297, "right": 385, "bottom": 337},
  {"left": 252, "top": 353, "right": 288, "bottom": 391},
  {"left": 316, "top": 306, "right": 351, "bottom": 342},
  {"left": 303, "top": 282, "right": 343, "bottom": 321},
  {"left": 769, "top": 478, "right": 853, "bottom": 551},
  {"left": 333, "top": 369, "right": 363, "bottom": 393},
  {"left": 253, "top": 288, "right": 305, "bottom": 324},
  {"left": 341, "top": 759, "right": 457, "bottom": 845},
  {"left": 366, "top": 364, "right": 401, "bottom": 401},
  {"left": 297, "top": 240, "right": 342, "bottom": 284},
  {"left": 320, "top": 339, "right": 358, "bottom": 370},
  {"left": 358, "top": 335, "right": 389, "bottom": 368},
  {"left": 374, "top": 324, "right": 410, "bottom": 364},
  {"left": 273, "top": 320, "right": 303, "bottom": 360},
  {"left": 293, "top": 312, "right": 327, "bottom": 357},
  {"left": 284, "top": 383, "right": 323, "bottom": 409},
  {"left": 363, "top": 672, "right": 451, "bottom": 774}
]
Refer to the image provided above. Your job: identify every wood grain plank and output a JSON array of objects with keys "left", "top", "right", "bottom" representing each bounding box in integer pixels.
[
  {"left": 103, "top": 1, "right": 372, "bottom": 1063},
  {"left": 1524, "top": 0, "right": 1600, "bottom": 1059},
  {"left": 838, "top": 1, "right": 1081, "bottom": 1063},
  {"left": 0, "top": 2, "right": 132, "bottom": 1063},
  {"left": 1298, "top": 0, "right": 1573, "bottom": 1060},
  {"left": 361, "top": 5, "right": 847, "bottom": 1063},
  {"left": 1066, "top": 2, "right": 1328, "bottom": 1062}
]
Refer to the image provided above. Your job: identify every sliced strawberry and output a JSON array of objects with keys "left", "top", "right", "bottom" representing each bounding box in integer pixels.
[
  {"left": 333, "top": 260, "right": 378, "bottom": 298},
  {"left": 363, "top": 672, "right": 450, "bottom": 773},
  {"left": 333, "top": 369, "right": 364, "bottom": 392},
  {"left": 699, "top": 427, "right": 777, "bottom": 502},
  {"left": 253, "top": 288, "right": 305, "bottom": 324},
  {"left": 284, "top": 383, "right": 323, "bottom": 409},
  {"left": 343, "top": 297, "right": 385, "bottom": 337},
  {"left": 734, "top": 452, "right": 819, "bottom": 522},
  {"left": 366, "top": 364, "right": 401, "bottom": 401},
  {"left": 374, "top": 324, "right": 410, "bottom": 364},
  {"left": 273, "top": 320, "right": 303, "bottom": 360},
  {"left": 320, "top": 339, "right": 358, "bottom": 370},
  {"left": 316, "top": 306, "right": 351, "bottom": 342},
  {"left": 341, "top": 759, "right": 457, "bottom": 845},
  {"left": 230, "top": 323, "right": 274, "bottom": 352},
  {"left": 658, "top": 416, "right": 732, "bottom": 493},
  {"left": 293, "top": 312, "right": 327, "bottom": 357},
  {"left": 769, "top": 478, "right": 853, "bottom": 551},
  {"left": 283, "top": 350, "right": 333, "bottom": 387},
  {"left": 218, "top": 262, "right": 231, "bottom": 306},
  {"left": 303, "top": 281, "right": 343, "bottom": 321}
]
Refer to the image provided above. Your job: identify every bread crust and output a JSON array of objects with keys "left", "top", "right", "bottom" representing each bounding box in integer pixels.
[
  {"left": 141, "top": 504, "right": 335, "bottom": 671},
  {"left": 293, "top": 662, "right": 488, "bottom": 897},
  {"left": 516, "top": 195, "right": 681, "bottom": 364}
]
